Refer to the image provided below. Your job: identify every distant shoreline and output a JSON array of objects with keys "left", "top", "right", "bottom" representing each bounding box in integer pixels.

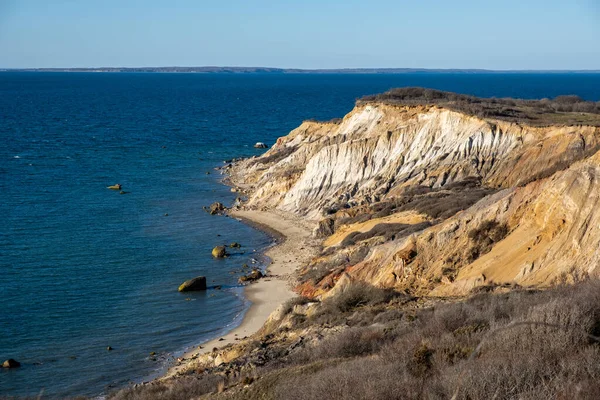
[{"left": 2, "top": 67, "right": 600, "bottom": 74}]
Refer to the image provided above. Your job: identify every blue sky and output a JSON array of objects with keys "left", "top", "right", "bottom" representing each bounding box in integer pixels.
[{"left": 0, "top": 0, "right": 598, "bottom": 69}]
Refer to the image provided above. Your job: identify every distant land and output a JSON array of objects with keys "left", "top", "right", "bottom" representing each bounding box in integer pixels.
[{"left": 1, "top": 66, "right": 600, "bottom": 74}]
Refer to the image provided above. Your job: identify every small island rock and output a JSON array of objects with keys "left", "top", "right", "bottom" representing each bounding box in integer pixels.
[
  {"left": 254, "top": 142, "right": 268, "bottom": 149},
  {"left": 207, "top": 202, "right": 226, "bottom": 215},
  {"left": 178, "top": 276, "right": 207, "bottom": 292},
  {"left": 2, "top": 359, "right": 20, "bottom": 368},
  {"left": 212, "top": 246, "right": 227, "bottom": 258}
]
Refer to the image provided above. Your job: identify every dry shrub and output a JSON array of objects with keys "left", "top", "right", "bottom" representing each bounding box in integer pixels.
[
  {"left": 281, "top": 296, "right": 312, "bottom": 316},
  {"left": 116, "top": 280, "right": 600, "bottom": 400},
  {"left": 265, "top": 280, "right": 600, "bottom": 400},
  {"left": 108, "top": 375, "right": 226, "bottom": 400},
  {"left": 466, "top": 219, "right": 509, "bottom": 262},
  {"left": 300, "top": 258, "right": 344, "bottom": 285},
  {"left": 322, "top": 282, "right": 396, "bottom": 314},
  {"left": 307, "top": 282, "right": 398, "bottom": 327},
  {"left": 359, "top": 87, "right": 600, "bottom": 126},
  {"left": 274, "top": 357, "right": 422, "bottom": 400},
  {"left": 294, "top": 327, "right": 389, "bottom": 363}
]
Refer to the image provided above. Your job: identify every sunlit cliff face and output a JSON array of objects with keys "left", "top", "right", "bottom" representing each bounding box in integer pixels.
[{"left": 231, "top": 103, "right": 600, "bottom": 296}]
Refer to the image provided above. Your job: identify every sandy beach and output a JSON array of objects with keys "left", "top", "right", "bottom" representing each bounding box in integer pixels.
[{"left": 164, "top": 209, "right": 317, "bottom": 378}]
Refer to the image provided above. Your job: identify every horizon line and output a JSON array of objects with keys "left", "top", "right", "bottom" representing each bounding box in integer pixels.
[{"left": 2, "top": 66, "right": 600, "bottom": 73}]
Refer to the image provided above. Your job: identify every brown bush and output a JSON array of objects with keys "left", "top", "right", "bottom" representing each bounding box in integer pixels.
[
  {"left": 467, "top": 219, "right": 509, "bottom": 262},
  {"left": 358, "top": 87, "right": 600, "bottom": 126},
  {"left": 269, "top": 280, "right": 600, "bottom": 400},
  {"left": 308, "top": 282, "right": 399, "bottom": 327},
  {"left": 108, "top": 375, "right": 226, "bottom": 400},
  {"left": 116, "top": 280, "right": 600, "bottom": 400}
]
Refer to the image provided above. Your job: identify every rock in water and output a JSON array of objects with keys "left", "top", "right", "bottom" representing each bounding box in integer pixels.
[
  {"left": 212, "top": 246, "right": 227, "bottom": 258},
  {"left": 207, "top": 202, "right": 225, "bottom": 215},
  {"left": 254, "top": 142, "right": 268, "bottom": 148},
  {"left": 239, "top": 268, "right": 264, "bottom": 283},
  {"left": 2, "top": 359, "right": 20, "bottom": 368},
  {"left": 178, "top": 276, "right": 207, "bottom": 292},
  {"left": 229, "top": 242, "right": 241, "bottom": 248}
]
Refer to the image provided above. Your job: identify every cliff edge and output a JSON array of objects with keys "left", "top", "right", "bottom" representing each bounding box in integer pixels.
[{"left": 230, "top": 88, "right": 600, "bottom": 296}]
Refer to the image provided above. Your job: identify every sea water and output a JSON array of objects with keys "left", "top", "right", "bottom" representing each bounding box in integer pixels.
[{"left": 1, "top": 72, "right": 599, "bottom": 398}]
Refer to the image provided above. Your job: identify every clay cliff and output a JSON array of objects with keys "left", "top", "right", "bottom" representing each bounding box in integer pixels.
[
  {"left": 230, "top": 90, "right": 600, "bottom": 296},
  {"left": 117, "top": 89, "right": 600, "bottom": 399}
]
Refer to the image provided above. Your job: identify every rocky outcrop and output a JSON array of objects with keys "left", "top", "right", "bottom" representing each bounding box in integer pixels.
[
  {"left": 178, "top": 276, "right": 207, "bottom": 292},
  {"left": 230, "top": 100, "right": 600, "bottom": 296}
]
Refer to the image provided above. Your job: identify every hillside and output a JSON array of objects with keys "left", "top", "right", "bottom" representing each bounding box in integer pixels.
[
  {"left": 230, "top": 91, "right": 600, "bottom": 297},
  {"left": 112, "top": 90, "right": 600, "bottom": 399}
]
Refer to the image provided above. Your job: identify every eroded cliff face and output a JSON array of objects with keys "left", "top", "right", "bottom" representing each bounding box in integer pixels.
[{"left": 230, "top": 103, "right": 600, "bottom": 296}]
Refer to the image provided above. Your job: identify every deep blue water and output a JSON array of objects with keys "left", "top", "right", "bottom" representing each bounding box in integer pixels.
[{"left": 1, "top": 72, "right": 600, "bottom": 398}]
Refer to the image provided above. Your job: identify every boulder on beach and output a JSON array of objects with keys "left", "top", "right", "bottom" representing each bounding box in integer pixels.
[
  {"left": 178, "top": 276, "right": 207, "bottom": 292},
  {"left": 2, "top": 359, "right": 20, "bottom": 368},
  {"left": 254, "top": 142, "right": 268, "bottom": 149},
  {"left": 239, "top": 268, "right": 264, "bottom": 284},
  {"left": 212, "top": 246, "right": 227, "bottom": 258}
]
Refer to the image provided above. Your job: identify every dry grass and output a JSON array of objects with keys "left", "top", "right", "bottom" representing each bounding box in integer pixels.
[
  {"left": 466, "top": 219, "right": 509, "bottom": 262},
  {"left": 108, "top": 375, "right": 226, "bottom": 400},
  {"left": 109, "top": 280, "right": 600, "bottom": 400},
  {"left": 359, "top": 87, "right": 600, "bottom": 127},
  {"left": 254, "top": 279, "right": 600, "bottom": 400}
]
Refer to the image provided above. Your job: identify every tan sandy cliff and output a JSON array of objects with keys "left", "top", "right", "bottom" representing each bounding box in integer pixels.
[{"left": 230, "top": 100, "right": 600, "bottom": 297}]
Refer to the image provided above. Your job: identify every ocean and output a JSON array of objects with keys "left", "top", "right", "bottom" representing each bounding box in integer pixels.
[{"left": 1, "top": 72, "right": 600, "bottom": 398}]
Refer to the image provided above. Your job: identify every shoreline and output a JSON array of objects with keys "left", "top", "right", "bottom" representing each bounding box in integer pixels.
[{"left": 163, "top": 208, "right": 317, "bottom": 378}]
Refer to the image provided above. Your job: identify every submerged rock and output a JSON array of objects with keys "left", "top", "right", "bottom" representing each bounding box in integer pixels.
[
  {"left": 212, "top": 246, "right": 227, "bottom": 258},
  {"left": 2, "top": 359, "right": 20, "bottom": 368},
  {"left": 178, "top": 276, "right": 207, "bottom": 292},
  {"left": 229, "top": 242, "right": 241, "bottom": 248}
]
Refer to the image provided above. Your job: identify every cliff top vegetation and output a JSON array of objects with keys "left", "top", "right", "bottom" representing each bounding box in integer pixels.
[{"left": 359, "top": 87, "right": 600, "bottom": 126}]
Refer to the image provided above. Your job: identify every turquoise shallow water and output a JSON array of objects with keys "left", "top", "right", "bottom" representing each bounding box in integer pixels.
[{"left": 1, "top": 72, "right": 600, "bottom": 398}]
